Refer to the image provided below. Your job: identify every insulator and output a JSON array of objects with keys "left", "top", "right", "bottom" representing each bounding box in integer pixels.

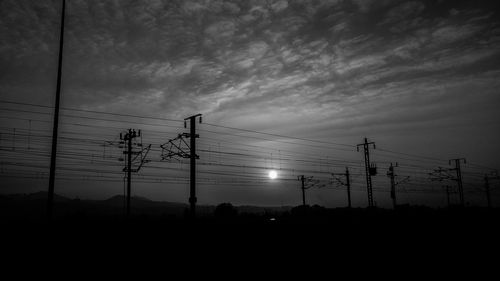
[
  {"left": 138, "top": 130, "right": 141, "bottom": 137},
  {"left": 120, "top": 133, "right": 122, "bottom": 140},
  {"left": 199, "top": 116, "right": 202, "bottom": 123},
  {"left": 184, "top": 120, "right": 187, "bottom": 128}
]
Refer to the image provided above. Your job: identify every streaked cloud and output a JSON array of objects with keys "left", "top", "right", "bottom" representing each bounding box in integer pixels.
[{"left": 1, "top": 0, "right": 500, "bottom": 166}]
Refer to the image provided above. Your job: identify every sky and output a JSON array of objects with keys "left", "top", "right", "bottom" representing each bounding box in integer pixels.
[{"left": 1, "top": 0, "right": 500, "bottom": 208}]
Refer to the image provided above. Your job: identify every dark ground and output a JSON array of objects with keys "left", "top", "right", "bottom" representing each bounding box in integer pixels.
[{"left": 1, "top": 193, "right": 499, "bottom": 270}]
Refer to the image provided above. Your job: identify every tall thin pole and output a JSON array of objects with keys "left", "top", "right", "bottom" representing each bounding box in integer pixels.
[
  {"left": 456, "top": 160, "right": 463, "bottom": 206},
  {"left": 345, "top": 167, "right": 351, "bottom": 208},
  {"left": 450, "top": 158, "right": 466, "bottom": 207},
  {"left": 388, "top": 163, "right": 397, "bottom": 209},
  {"left": 127, "top": 129, "right": 132, "bottom": 218},
  {"left": 302, "top": 175, "right": 306, "bottom": 206},
  {"left": 47, "top": 0, "right": 66, "bottom": 220},
  {"left": 357, "top": 138, "right": 376, "bottom": 207},
  {"left": 189, "top": 116, "right": 196, "bottom": 217},
  {"left": 301, "top": 175, "right": 306, "bottom": 206},
  {"left": 446, "top": 185, "right": 451, "bottom": 207},
  {"left": 185, "top": 114, "right": 201, "bottom": 218},
  {"left": 332, "top": 168, "right": 351, "bottom": 208}
]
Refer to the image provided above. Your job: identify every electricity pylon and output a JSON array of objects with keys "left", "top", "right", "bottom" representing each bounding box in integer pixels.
[
  {"left": 161, "top": 114, "right": 202, "bottom": 218},
  {"left": 484, "top": 171, "right": 499, "bottom": 208},
  {"left": 118, "top": 129, "right": 151, "bottom": 217},
  {"left": 449, "top": 158, "right": 466, "bottom": 206},
  {"left": 357, "top": 138, "right": 377, "bottom": 207},
  {"left": 332, "top": 167, "right": 352, "bottom": 208},
  {"left": 387, "top": 163, "right": 410, "bottom": 209},
  {"left": 297, "top": 175, "right": 320, "bottom": 206}
]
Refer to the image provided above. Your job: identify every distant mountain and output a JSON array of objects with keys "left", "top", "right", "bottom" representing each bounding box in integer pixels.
[
  {"left": 0, "top": 191, "right": 292, "bottom": 217},
  {"left": 103, "top": 194, "right": 188, "bottom": 209},
  {"left": 104, "top": 194, "right": 151, "bottom": 206},
  {"left": 237, "top": 205, "right": 292, "bottom": 215},
  {"left": 2, "top": 191, "right": 71, "bottom": 202},
  {"left": 105, "top": 194, "right": 152, "bottom": 202}
]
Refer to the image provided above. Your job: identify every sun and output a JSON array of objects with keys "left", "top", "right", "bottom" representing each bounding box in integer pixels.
[{"left": 268, "top": 170, "right": 278, "bottom": 180}]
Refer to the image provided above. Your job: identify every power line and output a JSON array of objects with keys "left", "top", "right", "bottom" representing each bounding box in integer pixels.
[
  {"left": 0, "top": 99, "right": 183, "bottom": 123},
  {"left": 203, "top": 122, "right": 354, "bottom": 148},
  {"left": 1, "top": 100, "right": 498, "bottom": 171}
]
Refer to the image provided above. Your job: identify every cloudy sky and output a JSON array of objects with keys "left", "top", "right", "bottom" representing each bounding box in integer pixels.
[{"left": 1, "top": 0, "right": 500, "bottom": 207}]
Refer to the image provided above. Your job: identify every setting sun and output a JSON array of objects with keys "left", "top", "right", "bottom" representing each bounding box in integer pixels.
[{"left": 268, "top": 170, "right": 278, "bottom": 180}]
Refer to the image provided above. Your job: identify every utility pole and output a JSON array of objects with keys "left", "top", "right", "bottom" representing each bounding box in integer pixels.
[
  {"left": 449, "top": 158, "right": 466, "bottom": 207},
  {"left": 357, "top": 138, "right": 376, "bottom": 207},
  {"left": 47, "top": 0, "right": 66, "bottom": 220},
  {"left": 295, "top": 175, "right": 319, "bottom": 206},
  {"left": 185, "top": 114, "right": 202, "bottom": 218},
  {"left": 445, "top": 185, "right": 451, "bottom": 207},
  {"left": 121, "top": 129, "right": 137, "bottom": 218},
  {"left": 299, "top": 175, "right": 306, "bottom": 206},
  {"left": 484, "top": 172, "right": 499, "bottom": 208},
  {"left": 430, "top": 166, "right": 456, "bottom": 206},
  {"left": 160, "top": 115, "right": 202, "bottom": 219},
  {"left": 118, "top": 129, "right": 150, "bottom": 218},
  {"left": 296, "top": 175, "right": 319, "bottom": 206},
  {"left": 126, "top": 130, "right": 133, "bottom": 217},
  {"left": 387, "top": 163, "right": 397, "bottom": 209},
  {"left": 332, "top": 167, "right": 352, "bottom": 208},
  {"left": 345, "top": 167, "right": 351, "bottom": 208}
]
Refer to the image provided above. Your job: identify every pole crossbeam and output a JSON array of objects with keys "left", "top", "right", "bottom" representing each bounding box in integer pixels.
[
  {"left": 429, "top": 167, "right": 455, "bottom": 181},
  {"left": 160, "top": 134, "right": 199, "bottom": 161}
]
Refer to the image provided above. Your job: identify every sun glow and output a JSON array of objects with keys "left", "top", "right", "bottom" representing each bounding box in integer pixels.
[{"left": 268, "top": 170, "right": 278, "bottom": 179}]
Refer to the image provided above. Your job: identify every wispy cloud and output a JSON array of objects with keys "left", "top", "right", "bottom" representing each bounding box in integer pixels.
[{"left": 1, "top": 0, "right": 500, "bottom": 161}]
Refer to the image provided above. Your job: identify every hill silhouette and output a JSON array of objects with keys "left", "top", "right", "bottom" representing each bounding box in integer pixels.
[
  {"left": 1, "top": 191, "right": 499, "bottom": 243},
  {"left": 0, "top": 191, "right": 292, "bottom": 220},
  {"left": 4, "top": 191, "right": 71, "bottom": 202}
]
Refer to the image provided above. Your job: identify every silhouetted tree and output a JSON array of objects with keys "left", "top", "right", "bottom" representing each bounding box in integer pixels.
[
  {"left": 291, "top": 205, "right": 311, "bottom": 217},
  {"left": 214, "top": 203, "right": 238, "bottom": 220},
  {"left": 290, "top": 204, "right": 328, "bottom": 223}
]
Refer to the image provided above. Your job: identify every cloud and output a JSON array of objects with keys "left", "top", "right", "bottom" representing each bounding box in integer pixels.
[
  {"left": 205, "top": 20, "right": 238, "bottom": 39},
  {"left": 380, "top": 1, "right": 425, "bottom": 25},
  {"left": 431, "top": 24, "right": 481, "bottom": 45},
  {"left": 271, "top": 0, "right": 288, "bottom": 13},
  {"left": 351, "top": 0, "right": 376, "bottom": 13},
  {"left": 2, "top": 0, "right": 500, "bottom": 204},
  {"left": 1, "top": 0, "right": 500, "bottom": 159}
]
